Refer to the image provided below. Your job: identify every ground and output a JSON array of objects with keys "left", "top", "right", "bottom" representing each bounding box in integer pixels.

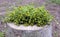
[{"left": 0, "top": 0, "right": 60, "bottom": 37}]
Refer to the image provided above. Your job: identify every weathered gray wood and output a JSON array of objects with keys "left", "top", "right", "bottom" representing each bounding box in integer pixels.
[{"left": 5, "top": 23, "right": 52, "bottom": 37}]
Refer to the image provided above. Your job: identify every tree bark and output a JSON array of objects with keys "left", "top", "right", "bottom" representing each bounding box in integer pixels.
[{"left": 5, "top": 23, "right": 52, "bottom": 37}]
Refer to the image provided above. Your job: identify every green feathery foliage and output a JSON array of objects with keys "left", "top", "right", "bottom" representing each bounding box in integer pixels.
[{"left": 4, "top": 5, "right": 53, "bottom": 26}]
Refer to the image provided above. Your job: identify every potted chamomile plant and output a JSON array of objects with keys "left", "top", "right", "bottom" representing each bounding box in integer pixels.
[{"left": 4, "top": 5, "right": 53, "bottom": 37}]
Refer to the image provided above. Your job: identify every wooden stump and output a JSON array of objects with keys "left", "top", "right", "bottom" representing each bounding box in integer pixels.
[{"left": 5, "top": 23, "right": 52, "bottom": 37}]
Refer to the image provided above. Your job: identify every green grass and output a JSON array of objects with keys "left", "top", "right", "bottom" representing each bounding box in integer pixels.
[
  {"left": 50, "top": 0, "right": 60, "bottom": 5},
  {"left": 0, "top": 32, "right": 4, "bottom": 37}
]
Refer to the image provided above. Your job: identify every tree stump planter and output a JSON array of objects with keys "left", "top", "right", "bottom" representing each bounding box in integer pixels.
[{"left": 5, "top": 23, "right": 52, "bottom": 37}]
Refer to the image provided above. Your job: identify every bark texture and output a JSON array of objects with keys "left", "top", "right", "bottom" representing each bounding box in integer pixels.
[{"left": 5, "top": 24, "right": 52, "bottom": 37}]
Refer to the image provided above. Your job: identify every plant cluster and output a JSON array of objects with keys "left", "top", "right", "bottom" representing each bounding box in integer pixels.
[{"left": 5, "top": 5, "right": 53, "bottom": 26}]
